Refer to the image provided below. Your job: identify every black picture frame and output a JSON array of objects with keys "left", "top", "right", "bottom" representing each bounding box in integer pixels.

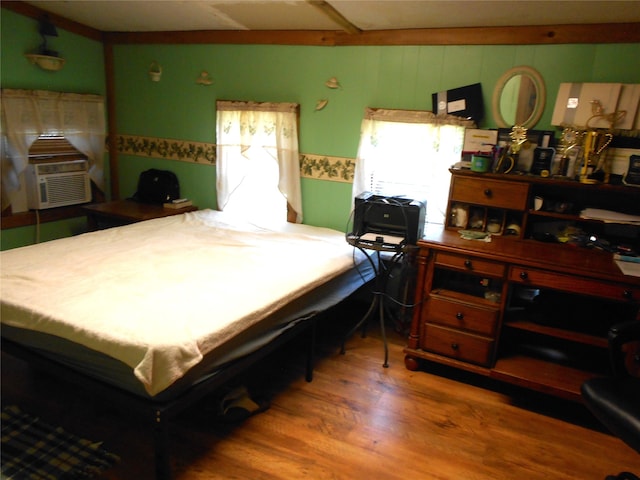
[{"left": 623, "top": 154, "right": 640, "bottom": 187}]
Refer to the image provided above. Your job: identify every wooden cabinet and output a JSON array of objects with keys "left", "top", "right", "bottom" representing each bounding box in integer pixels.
[
  {"left": 446, "top": 169, "right": 640, "bottom": 246},
  {"left": 405, "top": 170, "right": 640, "bottom": 401}
]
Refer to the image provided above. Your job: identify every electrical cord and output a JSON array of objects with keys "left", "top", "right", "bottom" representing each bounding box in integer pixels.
[{"left": 35, "top": 209, "right": 41, "bottom": 244}]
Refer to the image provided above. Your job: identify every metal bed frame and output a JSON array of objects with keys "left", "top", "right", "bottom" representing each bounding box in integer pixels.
[{"left": 2, "top": 316, "right": 318, "bottom": 480}]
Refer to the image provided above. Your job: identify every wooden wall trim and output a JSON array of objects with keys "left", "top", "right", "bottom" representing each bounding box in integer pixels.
[
  {"left": 103, "top": 42, "right": 119, "bottom": 200},
  {"left": 104, "top": 23, "right": 640, "bottom": 46}
]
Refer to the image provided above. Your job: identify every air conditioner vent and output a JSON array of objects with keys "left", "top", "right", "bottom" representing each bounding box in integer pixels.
[{"left": 45, "top": 174, "right": 90, "bottom": 205}]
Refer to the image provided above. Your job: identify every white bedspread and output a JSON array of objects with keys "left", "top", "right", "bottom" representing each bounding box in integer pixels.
[{"left": 1, "top": 210, "right": 363, "bottom": 395}]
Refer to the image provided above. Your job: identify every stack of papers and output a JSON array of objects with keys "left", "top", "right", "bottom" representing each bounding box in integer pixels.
[{"left": 580, "top": 208, "right": 640, "bottom": 225}]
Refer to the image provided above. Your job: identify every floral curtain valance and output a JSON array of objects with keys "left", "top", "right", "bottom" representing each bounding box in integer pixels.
[
  {"left": 1, "top": 89, "right": 106, "bottom": 192},
  {"left": 215, "top": 100, "right": 302, "bottom": 223},
  {"left": 363, "top": 107, "right": 477, "bottom": 128}
]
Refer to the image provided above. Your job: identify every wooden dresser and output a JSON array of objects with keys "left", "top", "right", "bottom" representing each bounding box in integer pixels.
[{"left": 404, "top": 170, "right": 640, "bottom": 401}]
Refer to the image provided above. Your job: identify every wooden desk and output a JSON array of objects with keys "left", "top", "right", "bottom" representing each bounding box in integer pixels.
[
  {"left": 83, "top": 199, "right": 198, "bottom": 231},
  {"left": 404, "top": 224, "right": 640, "bottom": 401}
]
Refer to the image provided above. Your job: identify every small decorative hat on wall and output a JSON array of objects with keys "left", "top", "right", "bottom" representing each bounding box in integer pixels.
[{"left": 149, "top": 61, "right": 162, "bottom": 82}]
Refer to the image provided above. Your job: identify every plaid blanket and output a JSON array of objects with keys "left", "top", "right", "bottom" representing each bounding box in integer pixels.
[{"left": 1, "top": 405, "right": 119, "bottom": 479}]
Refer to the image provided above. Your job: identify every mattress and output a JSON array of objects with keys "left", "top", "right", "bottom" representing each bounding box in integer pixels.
[{"left": 1, "top": 210, "right": 372, "bottom": 398}]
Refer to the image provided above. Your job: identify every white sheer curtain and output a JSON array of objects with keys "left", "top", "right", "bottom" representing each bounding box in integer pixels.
[
  {"left": 216, "top": 100, "right": 302, "bottom": 223},
  {"left": 352, "top": 108, "right": 474, "bottom": 224},
  {"left": 1, "top": 89, "right": 106, "bottom": 192}
]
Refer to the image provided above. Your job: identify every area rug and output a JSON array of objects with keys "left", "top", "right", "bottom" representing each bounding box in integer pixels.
[{"left": 1, "top": 405, "right": 120, "bottom": 479}]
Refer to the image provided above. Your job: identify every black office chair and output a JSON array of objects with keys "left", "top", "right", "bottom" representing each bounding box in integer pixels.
[{"left": 581, "top": 320, "right": 640, "bottom": 480}]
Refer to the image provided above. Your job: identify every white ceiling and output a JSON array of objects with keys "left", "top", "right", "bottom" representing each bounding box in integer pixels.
[{"left": 23, "top": 0, "right": 640, "bottom": 33}]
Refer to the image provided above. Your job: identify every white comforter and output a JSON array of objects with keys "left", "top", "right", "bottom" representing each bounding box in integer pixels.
[{"left": 1, "top": 210, "right": 362, "bottom": 395}]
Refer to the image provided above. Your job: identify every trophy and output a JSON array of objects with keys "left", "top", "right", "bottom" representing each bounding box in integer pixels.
[{"left": 579, "top": 130, "right": 613, "bottom": 184}]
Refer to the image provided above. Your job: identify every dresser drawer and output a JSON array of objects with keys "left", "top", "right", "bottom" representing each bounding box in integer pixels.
[
  {"left": 422, "top": 324, "right": 494, "bottom": 366},
  {"left": 425, "top": 295, "right": 499, "bottom": 337},
  {"left": 434, "top": 251, "right": 506, "bottom": 278},
  {"left": 509, "top": 266, "right": 640, "bottom": 303},
  {"left": 451, "top": 176, "right": 528, "bottom": 210}
]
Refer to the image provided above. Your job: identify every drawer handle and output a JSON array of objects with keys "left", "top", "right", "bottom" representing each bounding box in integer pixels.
[
  {"left": 519, "top": 271, "right": 529, "bottom": 280},
  {"left": 456, "top": 312, "right": 464, "bottom": 320},
  {"left": 451, "top": 343, "right": 459, "bottom": 351},
  {"left": 464, "top": 259, "right": 472, "bottom": 269},
  {"left": 484, "top": 188, "right": 492, "bottom": 197},
  {"left": 622, "top": 290, "right": 633, "bottom": 300}
]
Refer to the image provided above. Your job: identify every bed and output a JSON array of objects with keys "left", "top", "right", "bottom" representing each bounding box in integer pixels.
[{"left": 0, "top": 209, "right": 373, "bottom": 479}]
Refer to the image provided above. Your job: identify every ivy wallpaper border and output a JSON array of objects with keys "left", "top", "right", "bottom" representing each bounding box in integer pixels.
[{"left": 116, "top": 134, "right": 354, "bottom": 183}]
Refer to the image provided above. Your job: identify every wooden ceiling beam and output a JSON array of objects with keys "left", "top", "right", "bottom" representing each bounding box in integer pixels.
[
  {"left": 103, "top": 22, "right": 640, "bottom": 46},
  {"left": 306, "top": 0, "right": 362, "bottom": 35}
]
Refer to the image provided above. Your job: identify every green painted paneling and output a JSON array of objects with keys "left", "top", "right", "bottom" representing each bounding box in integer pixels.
[
  {"left": 0, "top": 9, "right": 105, "bottom": 94},
  {"left": 300, "top": 177, "right": 354, "bottom": 232},
  {"left": 118, "top": 155, "right": 218, "bottom": 210},
  {"left": 3, "top": 5, "right": 640, "bottom": 243},
  {"left": 112, "top": 41, "right": 640, "bottom": 231},
  {"left": 1, "top": 8, "right": 106, "bottom": 249},
  {"left": 1, "top": 217, "right": 88, "bottom": 250}
]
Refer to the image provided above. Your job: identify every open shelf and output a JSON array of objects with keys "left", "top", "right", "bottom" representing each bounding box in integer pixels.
[
  {"left": 503, "top": 319, "right": 608, "bottom": 348},
  {"left": 492, "top": 355, "right": 597, "bottom": 401}
]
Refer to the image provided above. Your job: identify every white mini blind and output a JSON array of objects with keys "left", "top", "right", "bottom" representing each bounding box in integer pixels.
[{"left": 29, "top": 135, "right": 87, "bottom": 163}]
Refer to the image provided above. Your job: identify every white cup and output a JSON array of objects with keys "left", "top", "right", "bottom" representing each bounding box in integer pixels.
[{"left": 534, "top": 196, "right": 543, "bottom": 211}]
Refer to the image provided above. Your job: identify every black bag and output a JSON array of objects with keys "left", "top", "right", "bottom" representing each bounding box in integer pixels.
[{"left": 133, "top": 169, "right": 180, "bottom": 204}]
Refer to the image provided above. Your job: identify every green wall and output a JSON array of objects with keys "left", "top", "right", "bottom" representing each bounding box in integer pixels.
[
  {"left": 3, "top": 5, "right": 640, "bottom": 246},
  {"left": 113, "top": 42, "right": 640, "bottom": 231},
  {"left": 0, "top": 8, "right": 106, "bottom": 249}
]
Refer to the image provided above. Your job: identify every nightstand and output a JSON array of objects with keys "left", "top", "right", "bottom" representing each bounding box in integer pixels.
[{"left": 83, "top": 199, "right": 198, "bottom": 231}]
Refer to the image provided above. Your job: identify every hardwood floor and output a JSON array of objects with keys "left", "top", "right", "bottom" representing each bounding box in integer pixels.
[{"left": 2, "top": 298, "right": 639, "bottom": 479}]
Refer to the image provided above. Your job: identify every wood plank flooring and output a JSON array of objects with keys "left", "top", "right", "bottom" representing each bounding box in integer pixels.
[{"left": 2, "top": 298, "right": 639, "bottom": 479}]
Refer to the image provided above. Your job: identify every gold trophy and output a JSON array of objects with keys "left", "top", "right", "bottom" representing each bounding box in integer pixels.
[{"left": 579, "top": 130, "right": 613, "bottom": 184}]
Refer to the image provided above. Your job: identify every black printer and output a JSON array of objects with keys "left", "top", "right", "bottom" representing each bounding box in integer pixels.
[{"left": 351, "top": 192, "right": 426, "bottom": 245}]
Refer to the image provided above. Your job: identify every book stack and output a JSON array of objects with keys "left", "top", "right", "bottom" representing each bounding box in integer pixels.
[{"left": 163, "top": 198, "right": 192, "bottom": 209}]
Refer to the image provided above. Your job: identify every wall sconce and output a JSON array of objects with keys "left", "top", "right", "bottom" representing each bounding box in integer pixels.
[
  {"left": 315, "top": 99, "right": 328, "bottom": 111},
  {"left": 149, "top": 61, "right": 162, "bottom": 82},
  {"left": 196, "top": 71, "right": 213, "bottom": 85},
  {"left": 24, "top": 15, "right": 65, "bottom": 71},
  {"left": 325, "top": 77, "right": 340, "bottom": 89}
]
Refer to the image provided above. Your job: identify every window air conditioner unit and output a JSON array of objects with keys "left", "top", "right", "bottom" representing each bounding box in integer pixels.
[{"left": 26, "top": 160, "right": 92, "bottom": 209}]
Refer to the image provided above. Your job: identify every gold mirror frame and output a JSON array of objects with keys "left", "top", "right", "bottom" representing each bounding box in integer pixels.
[{"left": 492, "top": 66, "right": 546, "bottom": 129}]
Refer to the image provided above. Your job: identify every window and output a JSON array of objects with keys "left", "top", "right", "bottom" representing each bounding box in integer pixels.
[
  {"left": 217, "top": 144, "right": 286, "bottom": 225},
  {"left": 1, "top": 89, "right": 106, "bottom": 198},
  {"left": 352, "top": 108, "right": 473, "bottom": 225},
  {"left": 215, "top": 101, "right": 302, "bottom": 224}
]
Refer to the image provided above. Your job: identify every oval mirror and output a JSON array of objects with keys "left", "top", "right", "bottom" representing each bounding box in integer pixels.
[{"left": 492, "top": 66, "right": 546, "bottom": 129}]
